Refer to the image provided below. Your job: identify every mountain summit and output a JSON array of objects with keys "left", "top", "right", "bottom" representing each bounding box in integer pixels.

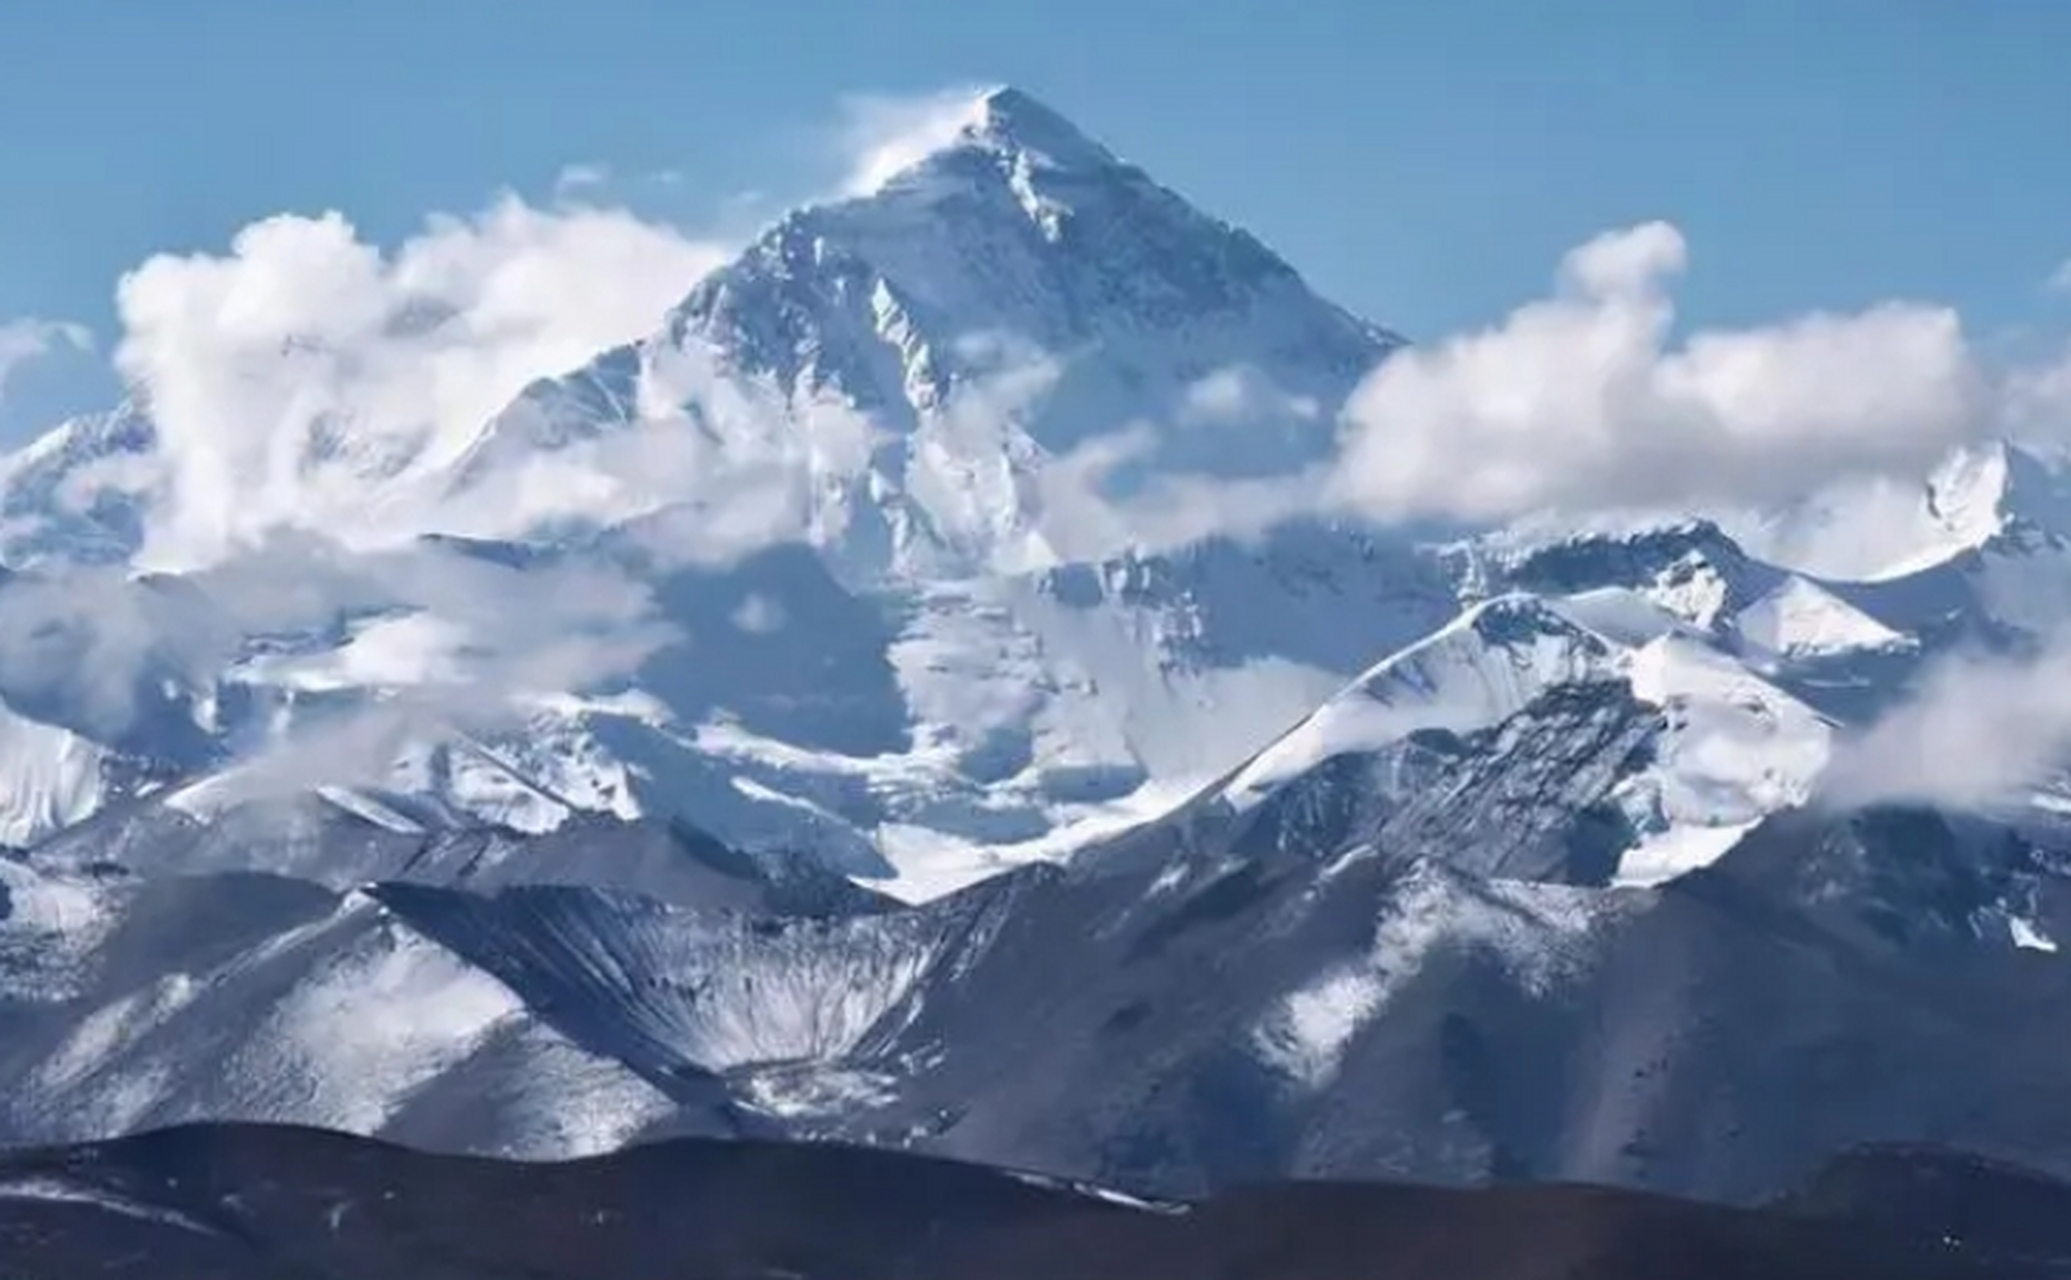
[{"left": 857, "top": 85, "right": 1132, "bottom": 191}]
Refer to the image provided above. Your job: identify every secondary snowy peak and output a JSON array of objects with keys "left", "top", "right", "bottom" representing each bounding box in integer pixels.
[
  {"left": 1467, "top": 520, "right": 1773, "bottom": 630},
  {"left": 0, "top": 405, "right": 155, "bottom": 569},
  {"left": 1208, "top": 588, "right": 1835, "bottom": 889},
  {"left": 1728, "top": 440, "right": 2071, "bottom": 582},
  {"left": 1732, "top": 575, "right": 1909, "bottom": 661},
  {"left": 1931, "top": 440, "right": 2071, "bottom": 550},
  {"left": 1219, "top": 595, "right": 1620, "bottom": 811}
]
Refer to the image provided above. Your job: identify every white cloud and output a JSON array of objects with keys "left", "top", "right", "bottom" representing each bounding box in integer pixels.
[
  {"left": 835, "top": 85, "right": 991, "bottom": 196},
  {"left": 553, "top": 163, "right": 611, "bottom": 197},
  {"left": 0, "top": 528, "right": 673, "bottom": 761},
  {"left": 441, "top": 338, "right": 881, "bottom": 568},
  {"left": 181, "top": 536, "right": 677, "bottom": 809},
  {"left": 0, "top": 318, "right": 92, "bottom": 404},
  {"left": 1821, "top": 636, "right": 2071, "bottom": 811},
  {"left": 1033, "top": 424, "right": 1322, "bottom": 562},
  {"left": 1327, "top": 221, "right": 1992, "bottom": 524},
  {"left": 1180, "top": 366, "right": 1320, "bottom": 426},
  {"left": 113, "top": 194, "right": 728, "bottom": 571},
  {"left": 730, "top": 592, "right": 787, "bottom": 634},
  {"left": 1562, "top": 219, "right": 1688, "bottom": 299}
]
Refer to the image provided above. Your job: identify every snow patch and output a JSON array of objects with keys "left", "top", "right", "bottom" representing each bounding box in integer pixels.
[
  {"left": 738, "top": 1064, "right": 902, "bottom": 1119},
  {"left": 1001, "top": 1168, "right": 1193, "bottom": 1214},
  {"left": 1613, "top": 820, "right": 1757, "bottom": 889},
  {"left": 1609, "top": 637, "right": 1830, "bottom": 885},
  {"left": 0, "top": 699, "right": 112, "bottom": 847},
  {"left": 0, "top": 1176, "right": 220, "bottom": 1234},
  {"left": 2011, "top": 916, "right": 2059, "bottom": 953},
  {"left": 1254, "top": 867, "right": 1614, "bottom": 1089},
  {"left": 35, "top": 973, "right": 201, "bottom": 1097}
]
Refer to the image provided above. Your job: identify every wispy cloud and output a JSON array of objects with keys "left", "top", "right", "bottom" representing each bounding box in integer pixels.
[
  {"left": 0, "top": 317, "right": 92, "bottom": 405},
  {"left": 157, "top": 536, "right": 681, "bottom": 810},
  {"left": 552, "top": 162, "right": 611, "bottom": 199},
  {"left": 1821, "top": 634, "right": 2071, "bottom": 811}
]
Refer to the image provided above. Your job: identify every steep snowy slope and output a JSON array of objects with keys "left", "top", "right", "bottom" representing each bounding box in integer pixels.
[
  {"left": 0, "top": 406, "right": 154, "bottom": 570},
  {"left": 0, "top": 699, "right": 118, "bottom": 848},
  {"left": 371, "top": 880, "right": 1003, "bottom": 1098},
  {"left": 0, "top": 864, "right": 692, "bottom": 1156},
  {"left": 1197, "top": 587, "right": 1834, "bottom": 889}
]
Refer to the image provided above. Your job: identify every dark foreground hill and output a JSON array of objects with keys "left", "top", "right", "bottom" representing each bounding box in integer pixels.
[{"left": 0, "top": 1124, "right": 2065, "bottom": 1279}]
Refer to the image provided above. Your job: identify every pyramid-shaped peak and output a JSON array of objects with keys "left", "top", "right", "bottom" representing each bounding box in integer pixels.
[
  {"left": 967, "top": 86, "right": 1120, "bottom": 168},
  {"left": 1926, "top": 439, "right": 2071, "bottom": 544},
  {"left": 852, "top": 85, "right": 1126, "bottom": 196}
]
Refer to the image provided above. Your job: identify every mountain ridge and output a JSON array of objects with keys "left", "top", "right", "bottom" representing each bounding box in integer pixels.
[{"left": 5, "top": 1120, "right": 2057, "bottom": 1278}]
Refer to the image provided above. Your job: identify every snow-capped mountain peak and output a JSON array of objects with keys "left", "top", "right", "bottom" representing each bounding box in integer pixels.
[
  {"left": 14, "top": 89, "right": 2071, "bottom": 1215},
  {"left": 861, "top": 85, "right": 1130, "bottom": 197},
  {"left": 455, "top": 89, "right": 1400, "bottom": 579},
  {"left": 669, "top": 85, "right": 1392, "bottom": 394},
  {"left": 1929, "top": 439, "right": 2071, "bottom": 548}
]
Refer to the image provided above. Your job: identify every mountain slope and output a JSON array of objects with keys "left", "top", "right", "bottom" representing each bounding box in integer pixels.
[
  {"left": 0, "top": 862, "right": 690, "bottom": 1156},
  {"left": 18, "top": 726, "right": 2071, "bottom": 1207}
]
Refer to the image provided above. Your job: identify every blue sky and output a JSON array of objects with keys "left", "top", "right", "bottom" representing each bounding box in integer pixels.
[{"left": 2, "top": 0, "right": 2068, "bottom": 439}]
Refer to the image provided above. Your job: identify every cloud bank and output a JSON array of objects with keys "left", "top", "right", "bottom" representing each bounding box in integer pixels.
[
  {"left": 0, "top": 531, "right": 673, "bottom": 746},
  {"left": 1821, "top": 636, "right": 2071, "bottom": 811},
  {"left": 1328, "top": 222, "right": 1994, "bottom": 524},
  {"left": 113, "top": 194, "right": 726, "bottom": 570}
]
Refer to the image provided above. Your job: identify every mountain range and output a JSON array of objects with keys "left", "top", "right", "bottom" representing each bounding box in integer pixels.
[{"left": 5, "top": 85, "right": 2071, "bottom": 1228}]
